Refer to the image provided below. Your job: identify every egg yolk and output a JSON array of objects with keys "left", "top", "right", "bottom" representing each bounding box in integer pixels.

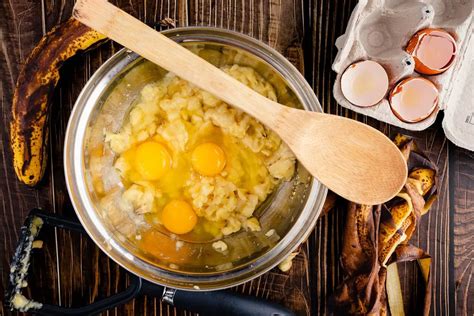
[
  {"left": 162, "top": 200, "right": 197, "bottom": 234},
  {"left": 191, "top": 142, "right": 226, "bottom": 176},
  {"left": 134, "top": 141, "right": 172, "bottom": 180},
  {"left": 140, "top": 230, "right": 191, "bottom": 263}
]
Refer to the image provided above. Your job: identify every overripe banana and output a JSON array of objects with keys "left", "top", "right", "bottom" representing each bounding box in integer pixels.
[
  {"left": 10, "top": 18, "right": 106, "bottom": 186},
  {"left": 409, "top": 168, "right": 435, "bottom": 196},
  {"left": 334, "top": 135, "right": 437, "bottom": 315}
]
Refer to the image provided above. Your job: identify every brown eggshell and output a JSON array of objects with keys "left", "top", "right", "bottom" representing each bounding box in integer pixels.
[
  {"left": 389, "top": 77, "right": 439, "bottom": 123},
  {"left": 406, "top": 28, "right": 457, "bottom": 75}
]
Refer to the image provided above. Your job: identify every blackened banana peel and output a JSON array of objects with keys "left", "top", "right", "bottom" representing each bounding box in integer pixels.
[
  {"left": 10, "top": 18, "right": 106, "bottom": 186},
  {"left": 333, "top": 135, "right": 438, "bottom": 316}
]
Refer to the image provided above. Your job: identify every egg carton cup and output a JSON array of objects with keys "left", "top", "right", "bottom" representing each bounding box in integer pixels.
[{"left": 332, "top": 0, "right": 473, "bottom": 151}]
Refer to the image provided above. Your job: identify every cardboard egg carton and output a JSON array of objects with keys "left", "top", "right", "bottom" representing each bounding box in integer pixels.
[{"left": 332, "top": 0, "right": 473, "bottom": 151}]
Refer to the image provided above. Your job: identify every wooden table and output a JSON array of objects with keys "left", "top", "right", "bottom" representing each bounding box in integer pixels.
[{"left": 0, "top": 0, "right": 472, "bottom": 315}]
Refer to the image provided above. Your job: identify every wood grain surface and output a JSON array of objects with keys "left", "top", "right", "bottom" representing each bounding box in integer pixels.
[{"left": 0, "top": 0, "right": 472, "bottom": 315}]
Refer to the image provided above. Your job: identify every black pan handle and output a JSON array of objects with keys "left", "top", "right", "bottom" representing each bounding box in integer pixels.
[
  {"left": 8, "top": 210, "right": 294, "bottom": 316},
  {"left": 140, "top": 280, "right": 295, "bottom": 316},
  {"left": 34, "top": 275, "right": 142, "bottom": 315}
]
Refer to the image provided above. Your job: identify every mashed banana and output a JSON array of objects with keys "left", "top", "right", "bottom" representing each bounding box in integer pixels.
[{"left": 99, "top": 65, "right": 295, "bottom": 238}]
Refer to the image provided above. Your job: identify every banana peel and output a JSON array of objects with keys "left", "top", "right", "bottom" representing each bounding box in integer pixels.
[
  {"left": 340, "top": 203, "right": 375, "bottom": 275},
  {"left": 333, "top": 205, "right": 388, "bottom": 316},
  {"left": 378, "top": 139, "right": 437, "bottom": 267},
  {"left": 409, "top": 168, "right": 436, "bottom": 196},
  {"left": 10, "top": 18, "right": 106, "bottom": 186},
  {"left": 333, "top": 134, "right": 437, "bottom": 316}
]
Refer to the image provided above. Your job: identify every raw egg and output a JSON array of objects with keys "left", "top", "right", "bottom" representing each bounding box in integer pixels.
[
  {"left": 162, "top": 200, "right": 197, "bottom": 234},
  {"left": 406, "top": 28, "right": 456, "bottom": 75},
  {"left": 389, "top": 77, "right": 439, "bottom": 123},
  {"left": 134, "top": 141, "right": 172, "bottom": 180},
  {"left": 340, "top": 60, "right": 389, "bottom": 107},
  {"left": 191, "top": 142, "right": 226, "bottom": 176},
  {"left": 140, "top": 230, "right": 191, "bottom": 263}
]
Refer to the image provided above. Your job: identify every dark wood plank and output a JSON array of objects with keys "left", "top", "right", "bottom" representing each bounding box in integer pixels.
[
  {"left": 307, "top": 2, "right": 358, "bottom": 314},
  {"left": 450, "top": 145, "right": 474, "bottom": 316},
  {"left": 397, "top": 123, "right": 451, "bottom": 316},
  {"left": 0, "top": 0, "right": 57, "bottom": 311}
]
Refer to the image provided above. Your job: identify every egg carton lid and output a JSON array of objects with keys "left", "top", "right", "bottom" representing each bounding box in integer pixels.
[{"left": 332, "top": 0, "right": 474, "bottom": 151}]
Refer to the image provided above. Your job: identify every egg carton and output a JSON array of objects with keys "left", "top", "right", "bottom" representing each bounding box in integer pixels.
[{"left": 332, "top": 0, "right": 473, "bottom": 151}]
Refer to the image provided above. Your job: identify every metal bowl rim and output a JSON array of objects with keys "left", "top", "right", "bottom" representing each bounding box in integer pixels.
[{"left": 64, "top": 26, "right": 327, "bottom": 291}]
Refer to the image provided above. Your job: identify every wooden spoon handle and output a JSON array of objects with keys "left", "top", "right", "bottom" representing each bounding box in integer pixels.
[
  {"left": 72, "top": 0, "right": 408, "bottom": 205},
  {"left": 73, "top": 0, "right": 281, "bottom": 127}
]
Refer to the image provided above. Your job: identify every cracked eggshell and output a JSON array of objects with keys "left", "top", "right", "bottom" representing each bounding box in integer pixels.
[
  {"left": 341, "top": 60, "right": 390, "bottom": 107},
  {"left": 406, "top": 28, "right": 457, "bottom": 75},
  {"left": 332, "top": 0, "right": 474, "bottom": 151},
  {"left": 389, "top": 77, "right": 439, "bottom": 123}
]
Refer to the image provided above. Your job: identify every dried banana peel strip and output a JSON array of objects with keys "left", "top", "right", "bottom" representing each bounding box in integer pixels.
[
  {"left": 379, "top": 193, "right": 413, "bottom": 266},
  {"left": 10, "top": 18, "right": 106, "bottom": 186},
  {"left": 333, "top": 206, "right": 388, "bottom": 316},
  {"left": 386, "top": 263, "right": 405, "bottom": 316},
  {"left": 386, "top": 250, "right": 431, "bottom": 316},
  {"left": 341, "top": 203, "right": 375, "bottom": 275}
]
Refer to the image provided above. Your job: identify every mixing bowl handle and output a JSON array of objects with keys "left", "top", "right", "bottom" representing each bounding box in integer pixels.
[{"left": 140, "top": 280, "right": 296, "bottom": 316}]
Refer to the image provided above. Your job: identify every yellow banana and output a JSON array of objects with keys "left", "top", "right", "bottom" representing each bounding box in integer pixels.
[{"left": 10, "top": 18, "right": 106, "bottom": 186}]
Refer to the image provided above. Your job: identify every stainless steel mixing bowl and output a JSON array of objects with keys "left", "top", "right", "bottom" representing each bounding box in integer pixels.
[{"left": 64, "top": 27, "right": 327, "bottom": 290}]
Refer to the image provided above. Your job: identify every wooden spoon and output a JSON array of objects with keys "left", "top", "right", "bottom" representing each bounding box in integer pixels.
[{"left": 73, "top": 0, "right": 407, "bottom": 205}]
